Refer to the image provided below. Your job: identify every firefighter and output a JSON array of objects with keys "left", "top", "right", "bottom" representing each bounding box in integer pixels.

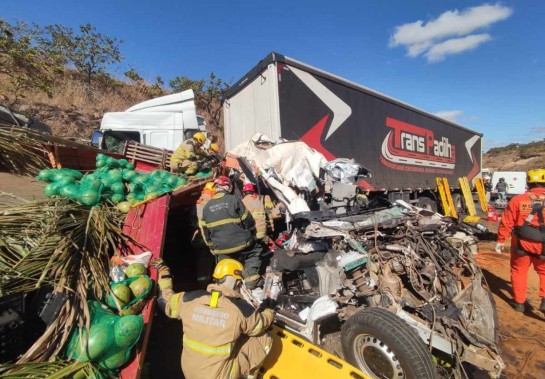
[
  {"left": 192, "top": 181, "right": 217, "bottom": 288},
  {"left": 496, "top": 169, "right": 545, "bottom": 313},
  {"left": 209, "top": 142, "right": 220, "bottom": 154},
  {"left": 197, "top": 182, "right": 216, "bottom": 227},
  {"left": 201, "top": 176, "right": 265, "bottom": 289},
  {"left": 241, "top": 183, "right": 269, "bottom": 242},
  {"left": 170, "top": 132, "right": 208, "bottom": 175},
  {"left": 152, "top": 257, "right": 274, "bottom": 379}
]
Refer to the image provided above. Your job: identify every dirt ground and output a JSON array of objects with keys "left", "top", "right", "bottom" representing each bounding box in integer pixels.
[
  {"left": 475, "top": 218, "right": 545, "bottom": 379},
  {"left": 2, "top": 173, "right": 544, "bottom": 378},
  {"left": 0, "top": 172, "right": 46, "bottom": 206}
]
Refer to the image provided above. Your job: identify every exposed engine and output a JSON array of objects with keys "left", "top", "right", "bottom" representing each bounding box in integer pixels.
[
  {"left": 259, "top": 203, "right": 504, "bottom": 378},
  {"left": 229, "top": 137, "right": 504, "bottom": 378}
]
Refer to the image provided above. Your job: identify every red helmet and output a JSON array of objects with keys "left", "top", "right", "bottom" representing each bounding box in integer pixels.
[
  {"left": 242, "top": 183, "right": 255, "bottom": 193},
  {"left": 214, "top": 175, "right": 230, "bottom": 187}
]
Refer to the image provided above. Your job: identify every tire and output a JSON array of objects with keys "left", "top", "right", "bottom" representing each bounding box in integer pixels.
[
  {"left": 417, "top": 196, "right": 438, "bottom": 212},
  {"left": 341, "top": 307, "right": 436, "bottom": 379}
]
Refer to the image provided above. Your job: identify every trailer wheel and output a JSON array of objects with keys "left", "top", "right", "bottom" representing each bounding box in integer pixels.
[
  {"left": 341, "top": 307, "right": 436, "bottom": 379},
  {"left": 417, "top": 197, "right": 437, "bottom": 212}
]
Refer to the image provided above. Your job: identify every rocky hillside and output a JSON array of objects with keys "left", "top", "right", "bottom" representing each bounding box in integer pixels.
[
  {"left": 2, "top": 74, "right": 165, "bottom": 141},
  {"left": 483, "top": 140, "right": 545, "bottom": 171}
]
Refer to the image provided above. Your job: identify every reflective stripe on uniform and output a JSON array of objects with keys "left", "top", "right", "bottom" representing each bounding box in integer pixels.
[
  {"left": 183, "top": 335, "right": 232, "bottom": 355},
  {"left": 249, "top": 318, "right": 263, "bottom": 335},
  {"left": 228, "top": 361, "right": 237, "bottom": 379},
  {"left": 213, "top": 241, "right": 252, "bottom": 254},
  {"left": 203, "top": 217, "right": 245, "bottom": 229},
  {"left": 168, "top": 293, "right": 182, "bottom": 318},
  {"left": 210, "top": 290, "right": 220, "bottom": 308}
]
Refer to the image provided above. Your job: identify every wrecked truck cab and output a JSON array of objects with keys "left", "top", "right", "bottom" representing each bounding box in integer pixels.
[
  {"left": 265, "top": 204, "right": 505, "bottom": 378},
  {"left": 227, "top": 136, "right": 504, "bottom": 379}
]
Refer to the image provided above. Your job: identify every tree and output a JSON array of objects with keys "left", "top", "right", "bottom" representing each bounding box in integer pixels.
[
  {"left": 124, "top": 68, "right": 165, "bottom": 98},
  {"left": 169, "top": 73, "right": 230, "bottom": 131},
  {"left": 0, "top": 19, "right": 62, "bottom": 104},
  {"left": 44, "top": 23, "right": 123, "bottom": 85}
]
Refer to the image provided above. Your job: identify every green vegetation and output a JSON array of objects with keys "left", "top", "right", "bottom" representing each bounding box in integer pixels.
[
  {"left": 0, "top": 17, "right": 229, "bottom": 137},
  {"left": 170, "top": 72, "right": 230, "bottom": 131},
  {"left": 41, "top": 23, "right": 123, "bottom": 85},
  {"left": 487, "top": 140, "right": 545, "bottom": 159},
  {"left": 0, "top": 20, "right": 63, "bottom": 104}
]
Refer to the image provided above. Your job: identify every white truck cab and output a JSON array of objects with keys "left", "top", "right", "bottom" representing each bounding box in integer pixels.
[{"left": 91, "top": 89, "right": 206, "bottom": 153}]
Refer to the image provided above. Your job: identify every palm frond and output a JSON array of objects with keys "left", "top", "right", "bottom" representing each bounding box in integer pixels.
[
  {"left": 0, "top": 198, "right": 139, "bottom": 362},
  {"left": 0, "top": 128, "right": 50, "bottom": 176},
  {"left": 0, "top": 359, "right": 115, "bottom": 379}
]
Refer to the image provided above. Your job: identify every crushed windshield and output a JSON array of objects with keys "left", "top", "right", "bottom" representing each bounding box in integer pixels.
[{"left": 103, "top": 130, "right": 140, "bottom": 154}]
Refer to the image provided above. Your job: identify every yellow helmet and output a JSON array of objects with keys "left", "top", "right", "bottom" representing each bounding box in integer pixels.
[
  {"left": 527, "top": 169, "right": 545, "bottom": 184},
  {"left": 210, "top": 143, "right": 220, "bottom": 153},
  {"left": 204, "top": 182, "right": 215, "bottom": 191},
  {"left": 192, "top": 132, "right": 206, "bottom": 145},
  {"left": 213, "top": 259, "right": 243, "bottom": 281}
]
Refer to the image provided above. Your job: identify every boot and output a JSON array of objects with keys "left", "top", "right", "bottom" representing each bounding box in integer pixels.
[
  {"left": 540, "top": 298, "right": 545, "bottom": 312},
  {"left": 511, "top": 300, "right": 525, "bottom": 313}
]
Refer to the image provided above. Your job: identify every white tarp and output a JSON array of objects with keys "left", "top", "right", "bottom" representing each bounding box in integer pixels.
[{"left": 229, "top": 134, "right": 328, "bottom": 214}]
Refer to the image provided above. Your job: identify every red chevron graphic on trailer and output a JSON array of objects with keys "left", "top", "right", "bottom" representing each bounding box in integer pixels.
[
  {"left": 300, "top": 115, "right": 335, "bottom": 160},
  {"left": 301, "top": 114, "right": 374, "bottom": 190}
]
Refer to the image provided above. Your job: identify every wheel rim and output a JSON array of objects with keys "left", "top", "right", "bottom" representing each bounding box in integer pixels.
[{"left": 353, "top": 334, "right": 405, "bottom": 379}]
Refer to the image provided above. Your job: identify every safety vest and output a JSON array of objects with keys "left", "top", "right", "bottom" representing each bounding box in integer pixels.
[
  {"left": 201, "top": 192, "right": 256, "bottom": 254},
  {"left": 242, "top": 194, "right": 267, "bottom": 240}
]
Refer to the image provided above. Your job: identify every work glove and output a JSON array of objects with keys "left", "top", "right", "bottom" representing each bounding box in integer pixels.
[
  {"left": 258, "top": 298, "right": 278, "bottom": 311},
  {"left": 152, "top": 258, "right": 172, "bottom": 291},
  {"left": 495, "top": 243, "right": 505, "bottom": 254},
  {"left": 150, "top": 258, "right": 166, "bottom": 270}
]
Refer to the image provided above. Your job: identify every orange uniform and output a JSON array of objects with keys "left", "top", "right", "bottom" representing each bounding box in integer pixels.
[{"left": 497, "top": 187, "right": 545, "bottom": 303}]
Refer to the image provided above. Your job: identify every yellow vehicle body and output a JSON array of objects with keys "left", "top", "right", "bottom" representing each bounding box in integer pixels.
[{"left": 260, "top": 324, "right": 370, "bottom": 379}]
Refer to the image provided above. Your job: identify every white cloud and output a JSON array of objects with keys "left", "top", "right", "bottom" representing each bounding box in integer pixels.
[
  {"left": 435, "top": 110, "right": 463, "bottom": 122},
  {"left": 426, "top": 34, "right": 492, "bottom": 62},
  {"left": 390, "top": 3, "right": 513, "bottom": 62},
  {"left": 529, "top": 127, "right": 545, "bottom": 134}
]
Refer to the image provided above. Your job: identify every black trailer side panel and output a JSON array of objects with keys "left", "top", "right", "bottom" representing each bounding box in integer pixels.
[{"left": 277, "top": 63, "right": 481, "bottom": 191}]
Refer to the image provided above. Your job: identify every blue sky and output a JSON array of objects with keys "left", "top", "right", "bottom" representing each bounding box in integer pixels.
[{"left": 4, "top": 1, "right": 545, "bottom": 150}]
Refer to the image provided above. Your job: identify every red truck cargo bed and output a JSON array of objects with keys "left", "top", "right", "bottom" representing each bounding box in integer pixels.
[{"left": 119, "top": 174, "right": 209, "bottom": 378}]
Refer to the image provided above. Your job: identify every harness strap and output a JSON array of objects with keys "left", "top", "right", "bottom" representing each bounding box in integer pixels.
[{"left": 517, "top": 193, "right": 545, "bottom": 256}]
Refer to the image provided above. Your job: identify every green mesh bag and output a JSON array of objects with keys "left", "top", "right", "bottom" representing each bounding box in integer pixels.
[
  {"left": 37, "top": 169, "right": 82, "bottom": 184},
  {"left": 66, "top": 301, "right": 144, "bottom": 370},
  {"left": 51, "top": 168, "right": 84, "bottom": 181},
  {"left": 104, "top": 275, "right": 153, "bottom": 316},
  {"left": 36, "top": 169, "right": 54, "bottom": 182},
  {"left": 194, "top": 170, "right": 213, "bottom": 179}
]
